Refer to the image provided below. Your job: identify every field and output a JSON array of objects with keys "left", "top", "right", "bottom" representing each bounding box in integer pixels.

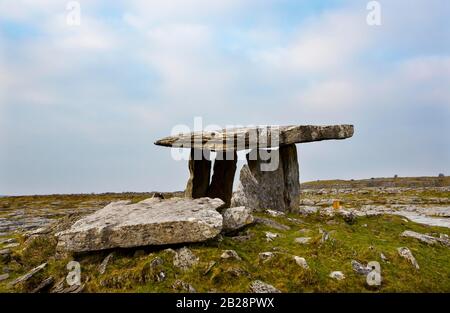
[{"left": 0, "top": 177, "right": 449, "bottom": 293}]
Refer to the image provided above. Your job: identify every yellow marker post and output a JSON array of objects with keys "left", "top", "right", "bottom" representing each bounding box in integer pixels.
[{"left": 332, "top": 200, "right": 341, "bottom": 210}]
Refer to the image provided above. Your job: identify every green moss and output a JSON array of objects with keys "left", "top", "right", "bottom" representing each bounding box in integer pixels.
[{"left": 0, "top": 189, "right": 449, "bottom": 293}]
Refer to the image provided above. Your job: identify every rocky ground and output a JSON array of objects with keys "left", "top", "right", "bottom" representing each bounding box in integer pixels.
[{"left": 0, "top": 178, "right": 449, "bottom": 293}]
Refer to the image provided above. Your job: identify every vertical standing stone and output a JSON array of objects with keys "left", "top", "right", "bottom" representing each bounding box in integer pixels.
[
  {"left": 231, "top": 146, "right": 300, "bottom": 212},
  {"left": 280, "top": 144, "right": 300, "bottom": 211},
  {"left": 185, "top": 149, "right": 211, "bottom": 198},
  {"left": 231, "top": 149, "right": 287, "bottom": 211},
  {"left": 207, "top": 151, "right": 237, "bottom": 207}
]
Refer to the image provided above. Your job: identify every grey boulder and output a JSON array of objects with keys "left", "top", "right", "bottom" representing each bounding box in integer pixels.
[
  {"left": 56, "top": 197, "right": 224, "bottom": 252},
  {"left": 173, "top": 247, "right": 199, "bottom": 271},
  {"left": 231, "top": 145, "right": 300, "bottom": 212},
  {"left": 249, "top": 280, "right": 281, "bottom": 293},
  {"left": 221, "top": 206, "right": 254, "bottom": 232}
]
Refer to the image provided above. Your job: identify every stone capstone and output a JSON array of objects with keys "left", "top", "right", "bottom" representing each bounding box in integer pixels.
[{"left": 155, "top": 124, "right": 354, "bottom": 151}]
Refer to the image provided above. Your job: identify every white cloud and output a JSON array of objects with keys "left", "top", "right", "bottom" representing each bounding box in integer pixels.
[
  {"left": 125, "top": 0, "right": 251, "bottom": 22},
  {"left": 295, "top": 79, "right": 363, "bottom": 111},
  {"left": 1, "top": 0, "right": 449, "bottom": 194},
  {"left": 249, "top": 10, "right": 370, "bottom": 74}
]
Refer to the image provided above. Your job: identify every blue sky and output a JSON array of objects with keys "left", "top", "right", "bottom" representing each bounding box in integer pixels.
[{"left": 0, "top": 0, "right": 449, "bottom": 195}]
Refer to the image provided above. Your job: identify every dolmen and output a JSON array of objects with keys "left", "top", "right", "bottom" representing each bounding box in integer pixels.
[
  {"left": 56, "top": 124, "right": 353, "bottom": 252},
  {"left": 155, "top": 124, "right": 354, "bottom": 211}
]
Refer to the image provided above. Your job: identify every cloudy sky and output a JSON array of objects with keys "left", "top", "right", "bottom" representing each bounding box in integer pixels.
[{"left": 0, "top": 0, "right": 449, "bottom": 195}]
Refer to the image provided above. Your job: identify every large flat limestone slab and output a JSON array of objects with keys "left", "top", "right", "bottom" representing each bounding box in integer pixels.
[
  {"left": 56, "top": 197, "right": 225, "bottom": 252},
  {"left": 155, "top": 124, "right": 354, "bottom": 151}
]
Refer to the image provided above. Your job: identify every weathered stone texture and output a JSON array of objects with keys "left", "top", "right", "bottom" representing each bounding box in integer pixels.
[
  {"left": 185, "top": 149, "right": 211, "bottom": 198},
  {"left": 155, "top": 124, "right": 354, "bottom": 151},
  {"left": 56, "top": 197, "right": 224, "bottom": 252},
  {"left": 207, "top": 151, "right": 237, "bottom": 207},
  {"left": 231, "top": 146, "right": 300, "bottom": 212}
]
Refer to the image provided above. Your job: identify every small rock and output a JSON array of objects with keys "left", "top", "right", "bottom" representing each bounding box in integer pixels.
[
  {"left": 0, "top": 273, "right": 9, "bottom": 282},
  {"left": 150, "top": 257, "right": 164, "bottom": 268},
  {"left": 319, "top": 229, "right": 330, "bottom": 243},
  {"left": 9, "top": 263, "right": 47, "bottom": 287},
  {"left": 265, "top": 232, "right": 279, "bottom": 242},
  {"left": 0, "top": 238, "right": 17, "bottom": 245},
  {"left": 294, "top": 256, "right": 309, "bottom": 269},
  {"left": 401, "top": 230, "right": 439, "bottom": 245},
  {"left": 225, "top": 267, "right": 247, "bottom": 277},
  {"left": 0, "top": 249, "right": 11, "bottom": 262},
  {"left": 0, "top": 248, "right": 10, "bottom": 256},
  {"left": 24, "top": 227, "right": 50, "bottom": 239},
  {"left": 329, "top": 271, "right": 345, "bottom": 280},
  {"left": 272, "top": 247, "right": 289, "bottom": 253},
  {"left": 265, "top": 210, "right": 285, "bottom": 217},
  {"left": 300, "top": 199, "right": 315, "bottom": 206},
  {"left": 173, "top": 247, "right": 199, "bottom": 271},
  {"left": 258, "top": 252, "right": 275, "bottom": 263},
  {"left": 255, "top": 217, "right": 291, "bottom": 231},
  {"left": 49, "top": 278, "right": 65, "bottom": 293},
  {"left": 61, "top": 283, "right": 85, "bottom": 293},
  {"left": 230, "top": 231, "right": 253, "bottom": 242},
  {"left": 340, "top": 211, "right": 356, "bottom": 224},
  {"left": 203, "top": 261, "right": 216, "bottom": 275},
  {"left": 295, "top": 237, "right": 311, "bottom": 244},
  {"left": 163, "top": 248, "right": 176, "bottom": 255},
  {"left": 249, "top": 280, "right": 281, "bottom": 293},
  {"left": 351, "top": 260, "right": 371, "bottom": 275},
  {"left": 156, "top": 271, "right": 166, "bottom": 282},
  {"left": 3, "top": 243, "right": 19, "bottom": 250},
  {"left": 287, "top": 217, "right": 304, "bottom": 224},
  {"left": 297, "top": 206, "right": 319, "bottom": 215},
  {"left": 50, "top": 277, "right": 85, "bottom": 293},
  {"left": 397, "top": 247, "right": 419, "bottom": 269},
  {"left": 210, "top": 234, "right": 224, "bottom": 244},
  {"left": 221, "top": 250, "right": 242, "bottom": 261},
  {"left": 380, "top": 253, "right": 388, "bottom": 262},
  {"left": 438, "top": 234, "right": 450, "bottom": 247},
  {"left": 172, "top": 279, "right": 196, "bottom": 293},
  {"left": 31, "top": 277, "right": 55, "bottom": 293},
  {"left": 98, "top": 252, "right": 114, "bottom": 275},
  {"left": 221, "top": 206, "right": 254, "bottom": 232},
  {"left": 320, "top": 207, "right": 335, "bottom": 217}
]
